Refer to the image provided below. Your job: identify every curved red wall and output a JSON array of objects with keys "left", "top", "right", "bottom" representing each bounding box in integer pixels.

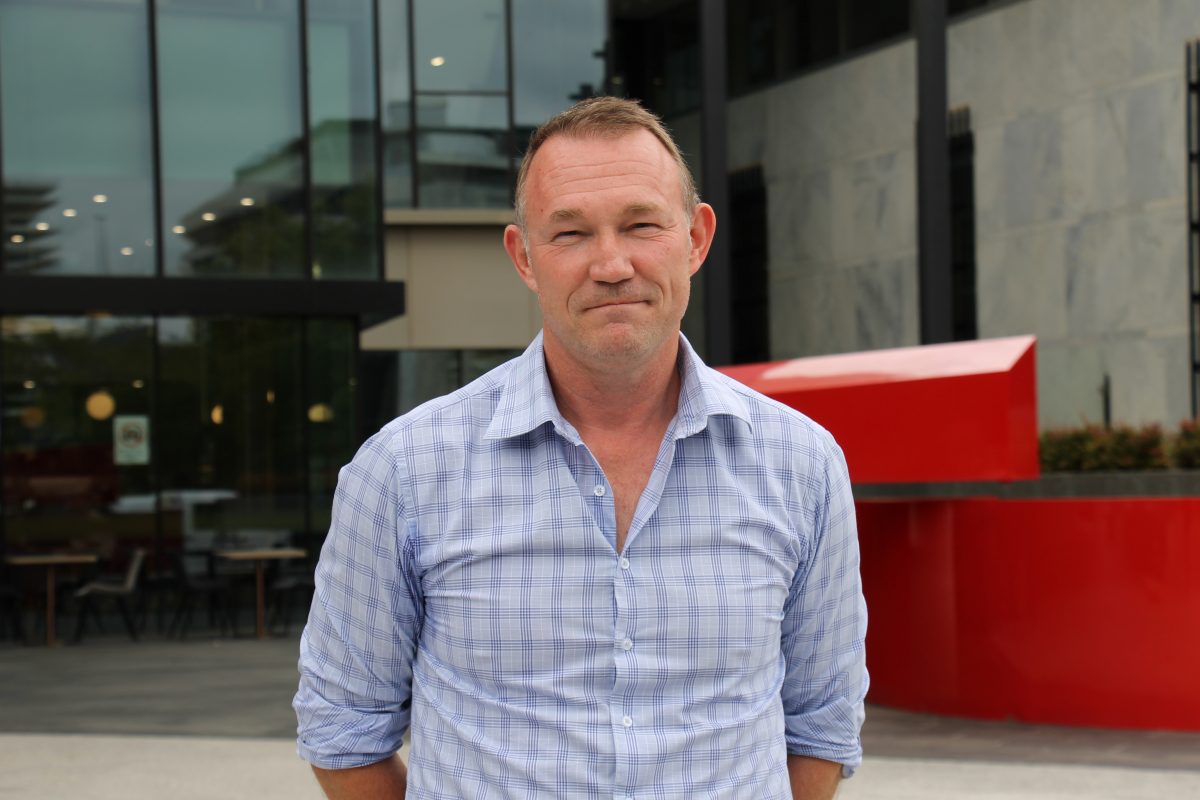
[{"left": 857, "top": 498, "right": 1200, "bottom": 731}]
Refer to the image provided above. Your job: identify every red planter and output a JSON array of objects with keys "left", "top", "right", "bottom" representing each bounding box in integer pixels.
[{"left": 857, "top": 497, "right": 1200, "bottom": 731}]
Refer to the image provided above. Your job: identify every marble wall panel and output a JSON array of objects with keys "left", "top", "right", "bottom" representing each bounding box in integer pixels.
[
  {"left": 1064, "top": 204, "right": 1188, "bottom": 340},
  {"left": 1003, "top": 111, "right": 1065, "bottom": 230},
  {"left": 1059, "top": 0, "right": 1134, "bottom": 98},
  {"left": 1059, "top": 95, "right": 1129, "bottom": 219},
  {"left": 762, "top": 41, "right": 914, "bottom": 176},
  {"left": 764, "top": 77, "right": 842, "bottom": 177},
  {"left": 947, "top": 4, "right": 1007, "bottom": 127},
  {"left": 976, "top": 226, "right": 1068, "bottom": 341},
  {"left": 1126, "top": 77, "right": 1184, "bottom": 205},
  {"left": 972, "top": 123, "right": 1006, "bottom": 239},
  {"left": 768, "top": 269, "right": 856, "bottom": 359},
  {"left": 830, "top": 150, "right": 916, "bottom": 265},
  {"left": 847, "top": 257, "right": 919, "bottom": 352},
  {"left": 768, "top": 168, "right": 832, "bottom": 275},
  {"left": 1126, "top": 202, "right": 1189, "bottom": 334},
  {"left": 1035, "top": 339, "right": 1106, "bottom": 428},
  {"left": 1064, "top": 213, "right": 1131, "bottom": 338},
  {"left": 1107, "top": 333, "right": 1191, "bottom": 425},
  {"left": 1146, "top": 0, "right": 1200, "bottom": 77}
]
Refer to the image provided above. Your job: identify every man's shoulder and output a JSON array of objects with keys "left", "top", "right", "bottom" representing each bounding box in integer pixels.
[{"left": 698, "top": 362, "right": 839, "bottom": 455}]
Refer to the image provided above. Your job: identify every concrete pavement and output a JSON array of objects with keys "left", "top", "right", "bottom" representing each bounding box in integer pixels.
[{"left": 2, "top": 633, "right": 1199, "bottom": 799}]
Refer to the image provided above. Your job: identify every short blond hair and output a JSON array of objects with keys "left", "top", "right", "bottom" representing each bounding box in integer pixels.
[{"left": 514, "top": 96, "right": 700, "bottom": 228}]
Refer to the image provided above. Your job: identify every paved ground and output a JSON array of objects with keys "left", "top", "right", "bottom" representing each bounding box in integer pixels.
[{"left": 2, "top": 632, "right": 1199, "bottom": 799}]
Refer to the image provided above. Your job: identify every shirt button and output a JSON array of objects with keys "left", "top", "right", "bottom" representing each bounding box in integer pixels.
[
  {"left": 593, "top": 485, "right": 606, "bottom": 497},
  {"left": 622, "top": 715, "right": 633, "bottom": 727},
  {"left": 619, "top": 558, "right": 630, "bottom": 570},
  {"left": 621, "top": 638, "right": 633, "bottom": 651}
]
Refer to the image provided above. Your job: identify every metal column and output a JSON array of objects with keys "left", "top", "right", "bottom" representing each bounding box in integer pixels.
[
  {"left": 916, "top": 0, "right": 954, "bottom": 345},
  {"left": 699, "top": 0, "right": 732, "bottom": 366}
]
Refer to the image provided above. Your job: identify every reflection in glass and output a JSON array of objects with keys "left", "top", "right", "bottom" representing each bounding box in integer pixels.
[
  {"left": 413, "top": 0, "right": 506, "bottom": 93},
  {"left": 612, "top": 0, "right": 700, "bottom": 118},
  {"left": 511, "top": 0, "right": 606, "bottom": 146},
  {"left": 380, "top": 0, "right": 413, "bottom": 207},
  {"left": 0, "top": 1, "right": 156, "bottom": 276},
  {"left": 157, "top": 317, "right": 305, "bottom": 551},
  {"left": 306, "top": 319, "right": 357, "bottom": 545},
  {"left": 416, "top": 95, "right": 511, "bottom": 208},
  {"left": 156, "top": 0, "right": 305, "bottom": 278},
  {"left": 308, "top": 0, "right": 381, "bottom": 279},
  {"left": 2, "top": 316, "right": 155, "bottom": 563},
  {"left": 397, "top": 349, "right": 520, "bottom": 416}
]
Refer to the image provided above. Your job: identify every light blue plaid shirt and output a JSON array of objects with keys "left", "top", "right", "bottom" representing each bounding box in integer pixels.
[{"left": 295, "top": 333, "right": 867, "bottom": 798}]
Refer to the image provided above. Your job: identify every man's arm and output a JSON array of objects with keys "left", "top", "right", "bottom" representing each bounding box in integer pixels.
[
  {"left": 788, "top": 754, "right": 841, "bottom": 800},
  {"left": 312, "top": 757, "right": 407, "bottom": 800},
  {"left": 778, "top": 433, "right": 869, "bottom": 775},
  {"left": 294, "top": 433, "right": 423, "bottom": 781}
]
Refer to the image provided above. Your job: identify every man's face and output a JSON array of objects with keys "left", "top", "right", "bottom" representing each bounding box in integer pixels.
[{"left": 504, "top": 129, "right": 715, "bottom": 372}]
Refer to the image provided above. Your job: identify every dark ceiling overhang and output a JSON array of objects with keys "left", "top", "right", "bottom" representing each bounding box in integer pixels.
[{"left": 0, "top": 275, "right": 405, "bottom": 321}]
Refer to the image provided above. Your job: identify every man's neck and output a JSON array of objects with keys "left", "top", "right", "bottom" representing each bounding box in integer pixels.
[{"left": 542, "top": 334, "right": 683, "bottom": 439}]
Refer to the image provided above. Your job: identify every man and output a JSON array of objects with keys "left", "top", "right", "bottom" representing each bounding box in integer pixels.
[{"left": 294, "top": 97, "right": 868, "bottom": 799}]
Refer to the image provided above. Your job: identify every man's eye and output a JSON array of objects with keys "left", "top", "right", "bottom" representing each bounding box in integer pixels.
[
  {"left": 631, "top": 222, "right": 658, "bottom": 231},
  {"left": 554, "top": 230, "right": 581, "bottom": 239}
]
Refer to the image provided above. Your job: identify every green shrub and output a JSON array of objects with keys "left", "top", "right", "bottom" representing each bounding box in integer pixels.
[
  {"left": 1039, "top": 428, "right": 1092, "bottom": 471},
  {"left": 1040, "top": 424, "right": 1168, "bottom": 471},
  {"left": 1174, "top": 419, "right": 1200, "bottom": 469}
]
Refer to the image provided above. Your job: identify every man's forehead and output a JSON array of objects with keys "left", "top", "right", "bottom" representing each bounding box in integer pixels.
[{"left": 532, "top": 129, "right": 672, "bottom": 175}]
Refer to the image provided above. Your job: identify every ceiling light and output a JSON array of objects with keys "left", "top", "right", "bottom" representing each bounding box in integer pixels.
[
  {"left": 93, "top": 194, "right": 108, "bottom": 204},
  {"left": 86, "top": 390, "right": 116, "bottom": 421},
  {"left": 34, "top": 222, "right": 49, "bottom": 231},
  {"left": 308, "top": 403, "right": 335, "bottom": 423},
  {"left": 10, "top": 234, "right": 24, "bottom": 244},
  {"left": 120, "top": 246, "right": 134, "bottom": 256},
  {"left": 430, "top": 56, "right": 445, "bottom": 67},
  {"left": 172, "top": 225, "right": 186, "bottom": 234},
  {"left": 63, "top": 209, "right": 78, "bottom": 217},
  {"left": 23, "top": 380, "right": 36, "bottom": 390},
  {"left": 201, "top": 212, "right": 216, "bottom": 222},
  {"left": 239, "top": 197, "right": 254, "bottom": 207}
]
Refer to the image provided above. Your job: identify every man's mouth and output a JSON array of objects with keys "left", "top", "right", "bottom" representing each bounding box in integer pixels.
[{"left": 590, "top": 299, "right": 644, "bottom": 310}]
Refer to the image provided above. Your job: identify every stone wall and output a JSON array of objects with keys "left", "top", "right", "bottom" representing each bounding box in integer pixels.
[{"left": 701, "top": 0, "right": 1200, "bottom": 428}]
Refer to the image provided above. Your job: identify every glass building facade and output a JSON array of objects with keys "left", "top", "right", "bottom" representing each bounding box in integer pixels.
[
  {"left": 2, "top": 0, "right": 998, "bottom": 619},
  {"left": 0, "top": 0, "right": 605, "bottom": 582}
]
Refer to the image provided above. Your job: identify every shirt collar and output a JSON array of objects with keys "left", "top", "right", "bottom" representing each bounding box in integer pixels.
[{"left": 484, "top": 331, "right": 753, "bottom": 443}]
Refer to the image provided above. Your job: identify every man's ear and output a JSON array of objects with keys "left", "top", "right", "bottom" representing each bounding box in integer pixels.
[
  {"left": 687, "top": 203, "right": 717, "bottom": 277},
  {"left": 504, "top": 224, "right": 538, "bottom": 292}
]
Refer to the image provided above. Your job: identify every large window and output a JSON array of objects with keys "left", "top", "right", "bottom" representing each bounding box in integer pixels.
[
  {"left": 309, "top": 0, "right": 381, "bottom": 280},
  {"left": 511, "top": 0, "right": 607, "bottom": 148},
  {"left": 2, "top": 316, "right": 155, "bottom": 559},
  {"left": 1, "top": 313, "right": 358, "bottom": 565},
  {"left": 413, "top": 0, "right": 510, "bottom": 208},
  {"left": 156, "top": 0, "right": 307, "bottom": 278},
  {"left": 380, "top": 0, "right": 606, "bottom": 208},
  {"left": 0, "top": 0, "right": 156, "bottom": 277}
]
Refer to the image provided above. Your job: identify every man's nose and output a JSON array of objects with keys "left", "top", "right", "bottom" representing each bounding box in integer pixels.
[{"left": 588, "top": 231, "right": 635, "bottom": 283}]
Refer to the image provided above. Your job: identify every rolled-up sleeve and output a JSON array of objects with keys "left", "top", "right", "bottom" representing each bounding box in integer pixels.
[
  {"left": 780, "top": 433, "right": 869, "bottom": 776},
  {"left": 294, "top": 430, "right": 423, "bottom": 769}
]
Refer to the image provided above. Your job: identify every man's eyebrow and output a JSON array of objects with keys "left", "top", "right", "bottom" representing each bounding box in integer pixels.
[
  {"left": 623, "top": 203, "right": 664, "bottom": 216},
  {"left": 548, "top": 208, "right": 583, "bottom": 223}
]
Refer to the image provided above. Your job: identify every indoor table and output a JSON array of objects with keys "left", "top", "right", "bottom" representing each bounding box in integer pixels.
[
  {"left": 215, "top": 548, "right": 306, "bottom": 639},
  {"left": 5, "top": 553, "right": 99, "bottom": 646}
]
